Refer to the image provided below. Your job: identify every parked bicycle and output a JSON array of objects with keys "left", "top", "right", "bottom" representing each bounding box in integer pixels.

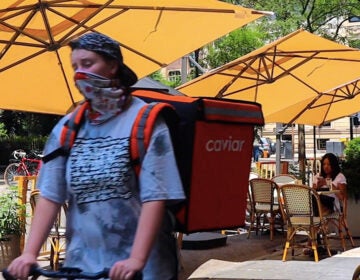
[
  {"left": 3, "top": 149, "right": 43, "bottom": 186},
  {"left": 2, "top": 265, "right": 142, "bottom": 280}
]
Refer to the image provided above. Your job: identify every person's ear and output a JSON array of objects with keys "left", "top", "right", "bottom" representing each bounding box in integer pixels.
[{"left": 109, "top": 60, "right": 119, "bottom": 76}]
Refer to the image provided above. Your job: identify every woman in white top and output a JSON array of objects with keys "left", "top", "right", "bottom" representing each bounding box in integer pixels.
[{"left": 312, "top": 152, "right": 346, "bottom": 215}]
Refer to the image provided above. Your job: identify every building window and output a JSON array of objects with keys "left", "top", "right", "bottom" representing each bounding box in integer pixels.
[
  {"left": 317, "top": 139, "right": 329, "bottom": 150},
  {"left": 168, "top": 70, "right": 181, "bottom": 82},
  {"left": 321, "top": 122, "right": 331, "bottom": 127}
]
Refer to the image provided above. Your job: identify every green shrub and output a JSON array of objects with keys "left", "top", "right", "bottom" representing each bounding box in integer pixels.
[
  {"left": 0, "top": 187, "right": 26, "bottom": 238},
  {"left": 343, "top": 137, "right": 360, "bottom": 201}
]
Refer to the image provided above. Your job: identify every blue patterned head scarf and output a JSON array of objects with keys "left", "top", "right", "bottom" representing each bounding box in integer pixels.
[{"left": 69, "top": 32, "right": 138, "bottom": 87}]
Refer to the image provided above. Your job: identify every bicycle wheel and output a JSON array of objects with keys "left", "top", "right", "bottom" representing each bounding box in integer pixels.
[{"left": 4, "top": 163, "right": 26, "bottom": 187}]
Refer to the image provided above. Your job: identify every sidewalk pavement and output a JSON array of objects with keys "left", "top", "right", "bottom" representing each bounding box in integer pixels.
[
  {"left": 188, "top": 247, "right": 360, "bottom": 279},
  {"left": 179, "top": 231, "right": 360, "bottom": 280}
]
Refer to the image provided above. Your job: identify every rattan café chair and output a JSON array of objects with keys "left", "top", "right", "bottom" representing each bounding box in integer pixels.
[
  {"left": 323, "top": 184, "right": 355, "bottom": 251},
  {"left": 247, "top": 178, "right": 281, "bottom": 241},
  {"left": 279, "top": 184, "right": 331, "bottom": 262},
  {"left": 30, "top": 189, "right": 68, "bottom": 270}
]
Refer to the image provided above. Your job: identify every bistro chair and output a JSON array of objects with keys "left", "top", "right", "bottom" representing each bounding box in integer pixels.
[
  {"left": 30, "top": 189, "right": 68, "bottom": 270},
  {"left": 242, "top": 172, "right": 261, "bottom": 232},
  {"left": 247, "top": 178, "right": 282, "bottom": 240},
  {"left": 279, "top": 184, "right": 331, "bottom": 262},
  {"left": 322, "top": 185, "right": 355, "bottom": 251},
  {"left": 271, "top": 174, "right": 298, "bottom": 210}
]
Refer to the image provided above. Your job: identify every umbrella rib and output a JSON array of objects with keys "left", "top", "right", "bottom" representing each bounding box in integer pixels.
[
  {"left": 0, "top": 6, "right": 51, "bottom": 46},
  {"left": 259, "top": 54, "right": 273, "bottom": 82},
  {"left": 55, "top": 49, "right": 76, "bottom": 106},
  {"left": 267, "top": 51, "right": 323, "bottom": 94},
  {"left": 254, "top": 57, "right": 263, "bottom": 101},
  {"left": 49, "top": 0, "right": 114, "bottom": 44},
  {"left": 0, "top": 40, "right": 44, "bottom": 48},
  {"left": 269, "top": 50, "right": 360, "bottom": 63},
  {"left": 314, "top": 79, "right": 360, "bottom": 107},
  {"left": 287, "top": 79, "right": 360, "bottom": 125},
  {"left": 216, "top": 55, "right": 273, "bottom": 98},
  {"left": 220, "top": 51, "right": 318, "bottom": 97},
  {"left": 216, "top": 56, "right": 264, "bottom": 98},
  {"left": 0, "top": 48, "right": 48, "bottom": 72},
  {"left": 50, "top": 3, "right": 237, "bottom": 14},
  {"left": 0, "top": 8, "right": 40, "bottom": 59},
  {"left": 47, "top": 3, "right": 167, "bottom": 68},
  {"left": 218, "top": 48, "right": 326, "bottom": 98},
  {"left": 39, "top": 3, "right": 57, "bottom": 48},
  {"left": 286, "top": 93, "right": 327, "bottom": 125}
]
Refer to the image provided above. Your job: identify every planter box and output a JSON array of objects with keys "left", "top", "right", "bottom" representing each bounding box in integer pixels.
[
  {"left": 0, "top": 235, "right": 21, "bottom": 270},
  {"left": 346, "top": 197, "right": 360, "bottom": 238}
]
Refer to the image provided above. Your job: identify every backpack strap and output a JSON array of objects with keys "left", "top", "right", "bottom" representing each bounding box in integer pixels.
[
  {"left": 42, "top": 102, "right": 89, "bottom": 163},
  {"left": 43, "top": 100, "right": 178, "bottom": 175},
  {"left": 130, "top": 102, "right": 177, "bottom": 176}
]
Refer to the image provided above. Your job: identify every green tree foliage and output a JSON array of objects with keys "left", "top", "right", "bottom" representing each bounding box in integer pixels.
[
  {"left": 150, "top": 71, "right": 183, "bottom": 88},
  {"left": 0, "top": 110, "right": 60, "bottom": 137},
  {"left": 0, "top": 122, "right": 7, "bottom": 138},
  {"left": 238, "top": 0, "right": 360, "bottom": 41},
  {"left": 205, "top": 0, "right": 359, "bottom": 69},
  {"left": 202, "top": 26, "right": 266, "bottom": 68},
  {"left": 349, "top": 39, "right": 360, "bottom": 49}
]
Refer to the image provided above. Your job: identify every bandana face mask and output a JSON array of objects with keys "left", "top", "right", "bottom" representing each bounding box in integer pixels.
[{"left": 74, "top": 71, "right": 131, "bottom": 124}]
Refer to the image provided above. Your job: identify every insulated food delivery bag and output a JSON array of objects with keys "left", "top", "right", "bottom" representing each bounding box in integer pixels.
[{"left": 133, "top": 90, "right": 264, "bottom": 233}]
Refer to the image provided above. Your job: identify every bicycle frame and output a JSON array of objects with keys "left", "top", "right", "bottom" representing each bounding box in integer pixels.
[
  {"left": 4, "top": 151, "right": 43, "bottom": 186},
  {"left": 18, "top": 157, "right": 42, "bottom": 176}
]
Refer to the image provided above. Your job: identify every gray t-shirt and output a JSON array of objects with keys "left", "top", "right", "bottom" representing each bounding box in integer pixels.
[{"left": 37, "top": 97, "right": 185, "bottom": 279}]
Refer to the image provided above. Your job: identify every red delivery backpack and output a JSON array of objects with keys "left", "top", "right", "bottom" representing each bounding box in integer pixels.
[{"left": 43, "top": 89, "right": 264, "bottom": 233}]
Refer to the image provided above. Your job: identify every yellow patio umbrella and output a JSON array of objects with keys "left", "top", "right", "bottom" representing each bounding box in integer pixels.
[
  {"left": 0, "top": 0, "right": 265, "bottom": 115},
  {"left": 177, "top": 29, "right": 360, "bottom": 126}
]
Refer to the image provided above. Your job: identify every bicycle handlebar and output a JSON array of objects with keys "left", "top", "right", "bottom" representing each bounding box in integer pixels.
[
  {"left": 11, "top": 149, "right": 43, "bottom": 160},
  {"left": 2, "top": 265, "right": 143, "bottom": 280},
  {"left": 12, "top": 149, "right": 26, "bottom": 160}
]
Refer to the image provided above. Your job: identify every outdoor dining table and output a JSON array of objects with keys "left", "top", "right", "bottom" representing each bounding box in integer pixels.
[{"left": 317, "top": 189, "right": 340, "bottom": 195}]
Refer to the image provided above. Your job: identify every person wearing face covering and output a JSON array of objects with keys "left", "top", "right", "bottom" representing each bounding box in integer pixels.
[{"left": 7, "top": 32, "right": 185, "bottom": 280}]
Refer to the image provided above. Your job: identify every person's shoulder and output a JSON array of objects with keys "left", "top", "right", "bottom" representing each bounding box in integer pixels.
[
  {"left": 130, "top": 96, "right": 147, "bottom": 108},
  {"left": 50, "top": 113, "right": 71, "bottom": 134},
  {"left": 129, "top": 96, "right": 167, "bottom": 126}
]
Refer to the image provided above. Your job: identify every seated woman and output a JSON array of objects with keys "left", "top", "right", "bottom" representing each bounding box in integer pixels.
[{"left": 312, "top": 152, "right": 346, "bottom": 216}]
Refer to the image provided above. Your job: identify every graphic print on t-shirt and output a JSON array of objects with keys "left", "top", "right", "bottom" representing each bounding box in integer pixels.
[{"left": 69, "top": 136, "right": 132, "bottom": 204}]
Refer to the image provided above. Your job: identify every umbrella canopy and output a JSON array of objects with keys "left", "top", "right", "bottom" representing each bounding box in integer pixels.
[
  {"left": 177, "top": 29, "right": 360, "bottom": 126},
  {"left": 265, "top": 78, "right": 360, "bottom": 125},
  {"left": 0, "top": 0, "right": 265, "bottom": 115}
]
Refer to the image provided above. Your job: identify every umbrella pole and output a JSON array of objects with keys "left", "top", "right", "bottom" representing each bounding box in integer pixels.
[
  {"left": 313, "top": 126, "right": 316, "bottom": 172},
  {"left": 275, "top": 123, "right": 283, "bottom": 175}
]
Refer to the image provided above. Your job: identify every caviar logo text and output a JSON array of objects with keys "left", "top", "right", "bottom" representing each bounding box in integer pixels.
[{"left": 205, "top": 137, "right": 245, "bottom": 152}]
